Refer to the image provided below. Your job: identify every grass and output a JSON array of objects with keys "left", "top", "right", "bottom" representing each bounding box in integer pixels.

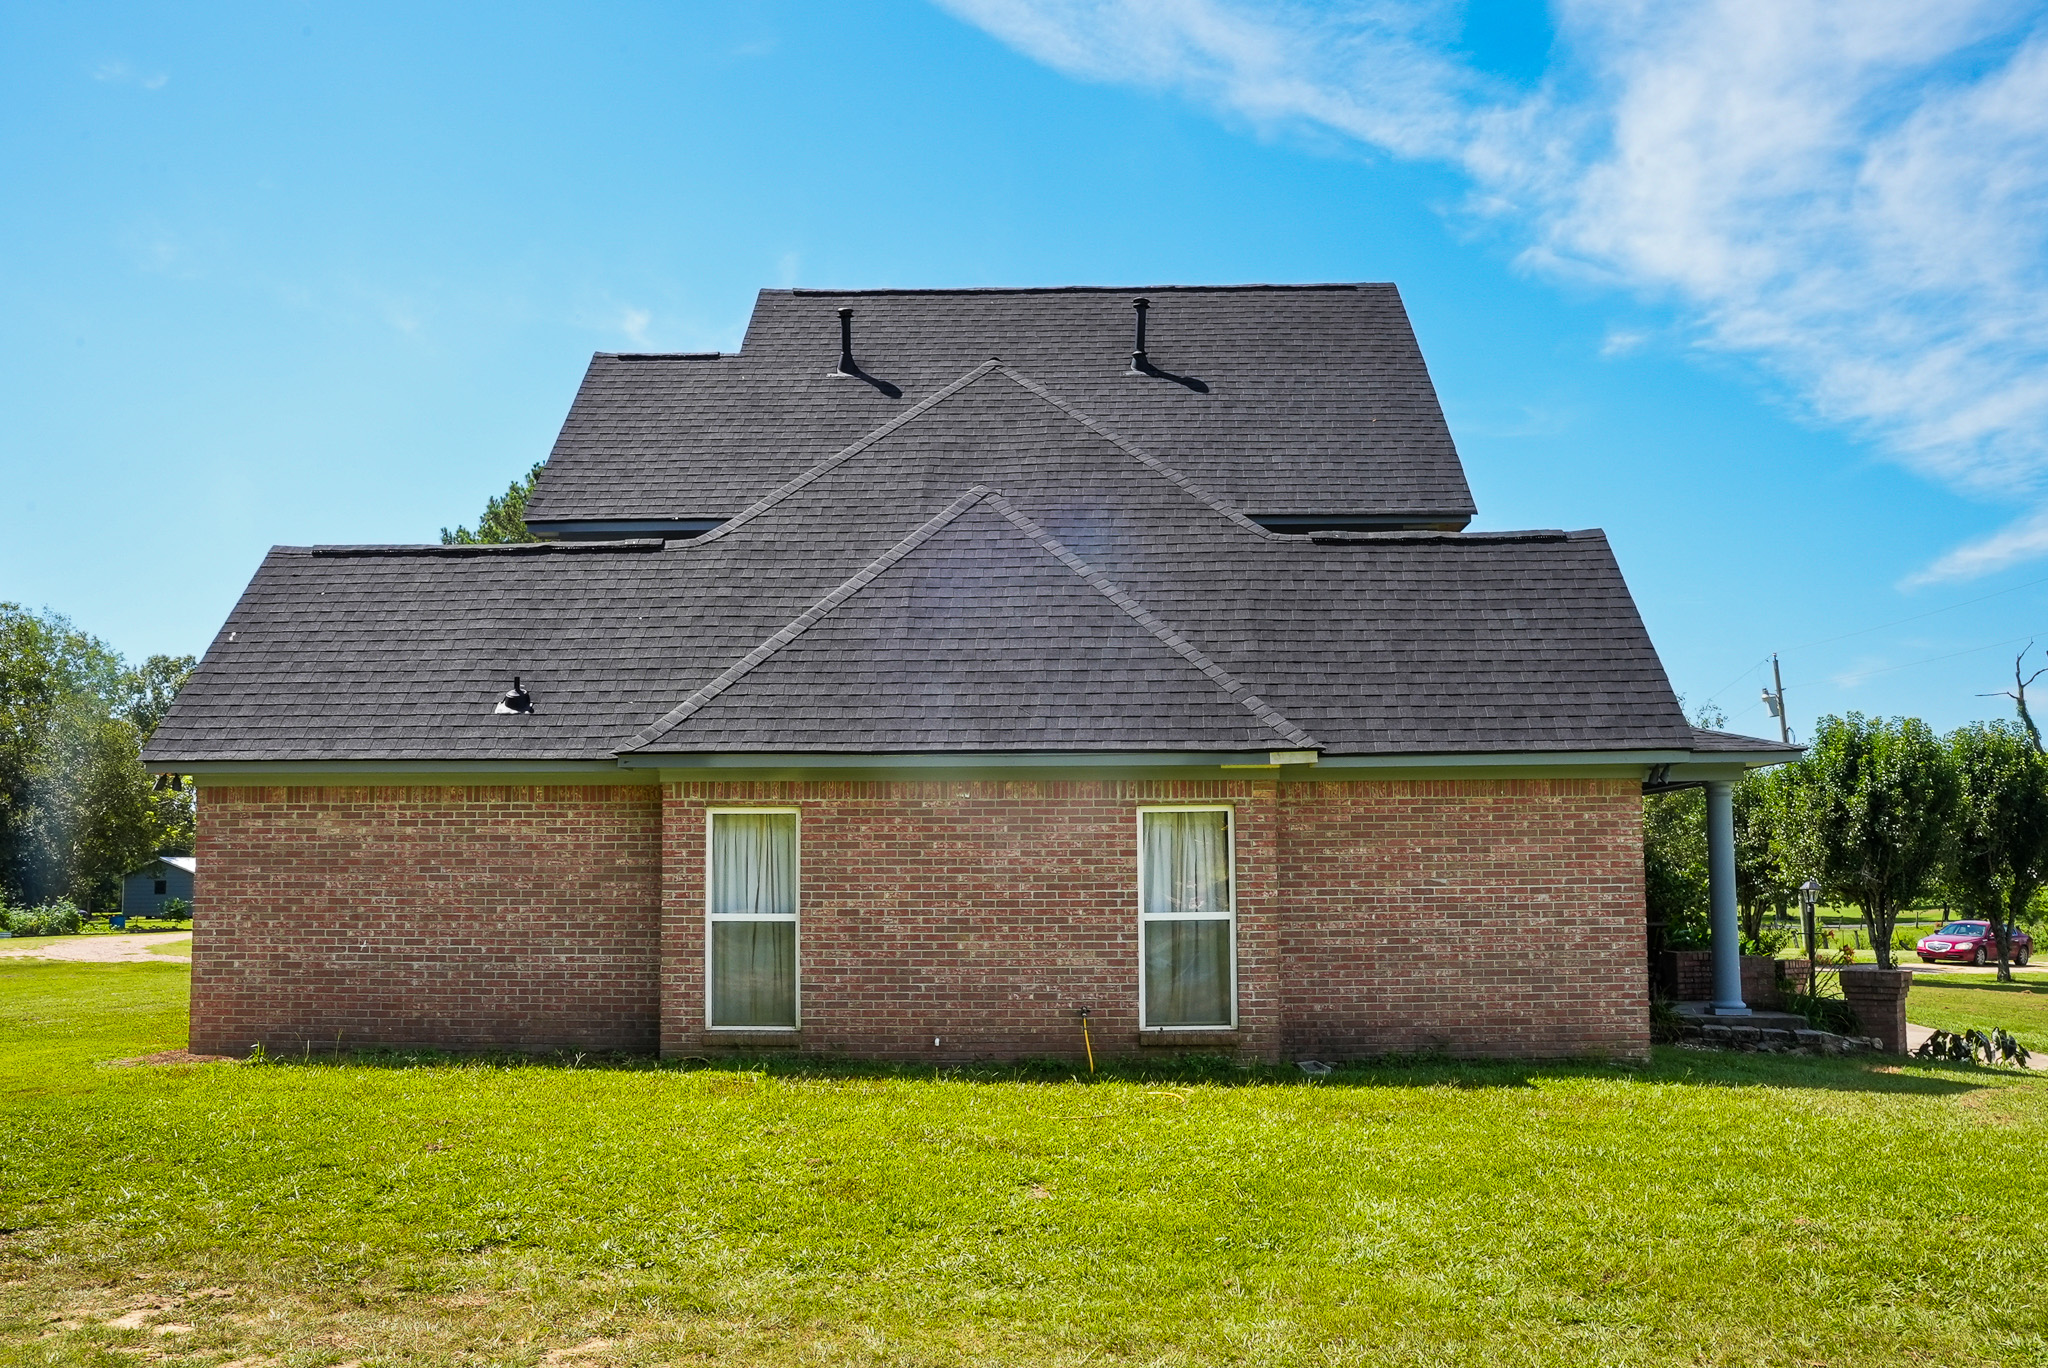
[
  {"left": 1906, "top": 970, "right": 2048, "bottom": 1041},
  {"left": 4, "top": 963, "right": 2048, "bottom": 1367}
]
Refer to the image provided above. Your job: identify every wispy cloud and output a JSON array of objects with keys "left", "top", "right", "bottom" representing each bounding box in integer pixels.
[
  {"left": 93, "top": 59, "right": 168, "bottom": 89},
  {"left": 571, "top": 298, "right": 656, "bottom": 347},
  {"left": 938, "top": 0, "right": 2048, "bottom": 583}
]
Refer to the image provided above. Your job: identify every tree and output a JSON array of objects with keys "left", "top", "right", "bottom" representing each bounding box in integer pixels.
[
  {"left": 1943, "top": 721, "right": 2048, "bottom": 983},
  {"left": 1733, "top": 767, "right": 1799, "bottom": 949},
  {"left": 124, "top": 653, "right": 196, "bottom": 742},
  {"left": 0, "top": 605, "right": 195, "bottom": 910},
  {"left": 441, "top": 461, "right": 545, "bottom": 544},
  {"left": 1644, "top": 787, "right": 1708, "bottom": 950},
  {"left": 1780, "top": 713, "right": 1957, "bottom": 970},
  {"left": 23, "top": 702, "right": 160, "bottom": 909}
]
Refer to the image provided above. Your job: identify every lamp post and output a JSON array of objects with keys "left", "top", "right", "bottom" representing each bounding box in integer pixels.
[{"left": 1799, "top": 879, "right": 1822, "bottom": 996}]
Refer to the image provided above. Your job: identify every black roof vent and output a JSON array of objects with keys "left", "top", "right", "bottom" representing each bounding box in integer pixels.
[
  {"left": 1127, "top": 298, "right": 1150, "bottom": 373},
  {"left": 495, "top": 677, "right": 534, "bottom": 714},
  {"left": 832, "top": 306, "right": 855, "bottom": 377}
]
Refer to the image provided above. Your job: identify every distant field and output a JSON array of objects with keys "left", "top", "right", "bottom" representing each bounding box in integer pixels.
[{"left": 3, "top": 959, "right": 2045, "bottom": 1367}]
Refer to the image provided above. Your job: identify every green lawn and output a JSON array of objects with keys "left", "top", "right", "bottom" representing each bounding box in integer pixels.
[
  {"left": 4, "top": 961, "right": 2047, "bottom": 1367},
  {"left": 1906, "top": 971, "right": 2048, "bottom": 1040}
]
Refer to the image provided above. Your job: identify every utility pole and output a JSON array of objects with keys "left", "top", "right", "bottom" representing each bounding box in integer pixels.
[{"left": 1759, "top": 653, "right": 1790, "bottom": 744}]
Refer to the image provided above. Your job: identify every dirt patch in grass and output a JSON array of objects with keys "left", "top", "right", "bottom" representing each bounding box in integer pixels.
[{"left": 104, "top": 1048, "right": 240, "bottom": 1068}]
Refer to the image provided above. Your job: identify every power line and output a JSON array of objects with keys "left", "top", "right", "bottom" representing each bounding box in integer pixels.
[
  {"left": 1782, "top": 569, "right": 2048, "bottom": 654},
  {"left": 1702, "top": 570, "right": 2048, "bottom": 708}
]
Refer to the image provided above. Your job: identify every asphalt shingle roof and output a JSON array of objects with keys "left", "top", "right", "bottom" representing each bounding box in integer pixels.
[
  {"left": 524, "top": 285, "right": 1478, "bottom": 529},
  {"left": 147, "top": 353, "right": 1765, "bottom": 765}
]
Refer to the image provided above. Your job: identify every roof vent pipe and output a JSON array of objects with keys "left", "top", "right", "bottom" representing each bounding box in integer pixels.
[
  {"left": 833, "top": 306, "right": 856, "bottom": 376},
  {"left": 1128, "top": 298, "right": 1150, "bottom": 374},
  {"left": 495, "top": 677, "right": 534, "bottom": 714}
]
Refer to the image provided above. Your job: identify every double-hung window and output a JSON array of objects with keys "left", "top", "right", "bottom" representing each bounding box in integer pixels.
[
  {"left": 706, "top": 809, "right": 799, "bottom": 1029},
  {"left": 1138, "top": 806, "right": 1235, "bottom": 1028}
]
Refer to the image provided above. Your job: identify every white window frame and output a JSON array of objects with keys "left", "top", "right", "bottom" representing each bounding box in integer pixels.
[
  {"left": 1136, "top": 804, "right": 1238, "bottom": 1031},
  {"left": 704, "top": 807, "right": 802, "bottom": 1032}
]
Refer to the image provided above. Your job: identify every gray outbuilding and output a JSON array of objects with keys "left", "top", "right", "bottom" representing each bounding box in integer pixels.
[{"left": 121, "top": 855, "right": 194, "bottom": 919}]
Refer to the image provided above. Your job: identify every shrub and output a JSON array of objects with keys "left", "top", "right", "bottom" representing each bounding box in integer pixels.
[
  {"left": 1782, "top": 981, "right": 1862, "bottom": 1035},
  {"left": 1892, "top": 927, "right": 1919, "bottom": 951},
  {"left": 1743, "top": 925, "right": 1794, "bottom": 956},
  {"left": 3, "top": 899, "right": 84, "bottom": 936},
  {"left": 160, "top": 897, "right": 191, "bottom": 921}
]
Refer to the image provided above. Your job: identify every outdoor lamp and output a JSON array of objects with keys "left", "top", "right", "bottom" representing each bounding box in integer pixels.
[{"left": 1799, "top": 879, "right": 1822, "bottom": 985}]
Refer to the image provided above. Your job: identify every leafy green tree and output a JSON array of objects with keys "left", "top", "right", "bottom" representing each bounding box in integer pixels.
[
  {"left": 1642, "top": 697, "right": 1726, "bottom": 953},
  {"left": 2, "top": 605, "right": 129, "bottom": 904},
  {"left": 1644, "top": 788, "right": 1708, "bottom": 950},
  {"left": 0, "top": 605, "right": 195, "bottom": 910},
  {"left": 23, "top": 702, "right": 160, "bottom": 909},
  {"left": 124, "top": 653, "right": 196, "bottom": 742},
  {"left": 441, "top": 461, "right": 545, "bottom": 544},
  {"left": 1943, "top": 721, "right": 2048, "bottom": 982},
  {"left": 1734, "top": 767, "right": 1799, "bottom": 950},
  {"left": 1780, "top": 713, "right": 1957, "bottom": 970}
]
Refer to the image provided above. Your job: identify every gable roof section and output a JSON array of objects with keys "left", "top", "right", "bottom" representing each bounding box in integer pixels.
[
  {"left": 627, "top": 488, "right": 1313, "bottom": 754},
  {"left": 146, "top": 325, "right": 1730, "bottom": 767},
  {"left": 524, "top": 284, "right": 1477, "bottom": 530}
]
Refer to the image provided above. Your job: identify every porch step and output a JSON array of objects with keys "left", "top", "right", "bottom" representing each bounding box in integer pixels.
[{"left": 1672, "top": 1003, "right": 1811, "bottom": 1032}]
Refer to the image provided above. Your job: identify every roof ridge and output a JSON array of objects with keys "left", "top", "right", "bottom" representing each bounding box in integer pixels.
[
  {"left": 990, "top": 366, "right": 1282, "bottom": 540},
  {"left": 779, "top": 283, "right": 1378, "bottom": 296},
  {"left": 623, "top": 487, "right": 998, "bottom": 751},
  {"left": 979, "top": 493, "right": 1318, "bottom": 750},
  {"left": 305, "top": 540, "right": 666, "bottom": 558},
  {"left": 686, "top": 359, "right": 1004, "bottom": 549}
]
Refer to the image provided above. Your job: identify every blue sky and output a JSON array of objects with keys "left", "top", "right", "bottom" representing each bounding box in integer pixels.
[{"left": 4, "top": 0, "right": 2047, "bottom": 742}]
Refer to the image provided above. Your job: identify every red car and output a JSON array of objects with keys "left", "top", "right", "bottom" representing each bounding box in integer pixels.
[{"left": 1917, "top": 921, "right": 2033, "bottom": 966}]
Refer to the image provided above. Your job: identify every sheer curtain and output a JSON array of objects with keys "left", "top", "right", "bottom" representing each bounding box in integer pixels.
[
  {"left": 710, "top": 813, "right": 798, "bottom": 1027},
  {"left": 1142, "top": 810, "right": 1232, "bottom": 1026}
]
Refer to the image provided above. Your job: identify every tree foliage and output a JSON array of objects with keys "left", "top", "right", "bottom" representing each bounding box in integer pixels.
[
  {"left": 1943, "top": 721, "right": 2048, "bottom": 982},
  {"left": 1733, "top": 768, "right": 1800, "bottom": 949},
  {"left": 1644, "top": 787, "right": 1708, "bottom": 949},
  {"left": 0, "top": 604, "right": 194, "bottom": 911},
  {"left": 440, "top": 461, "right": 545, "bottom": 545},
  {"left": 1779, "top": 713, "right": 1956, "bottom": 970}
]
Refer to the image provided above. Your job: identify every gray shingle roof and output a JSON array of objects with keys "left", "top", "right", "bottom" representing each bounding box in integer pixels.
[
  {"left": 524, "top": 285, "right": 1477, "bottom": 529},
  {"left": 147, "top": 357, "right": 1756, "bottom": 765}
]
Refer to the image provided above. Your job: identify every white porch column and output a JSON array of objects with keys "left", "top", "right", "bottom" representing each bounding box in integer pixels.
[{"left": 1705, "top": 779, "right": 1748, "bottom": 1016}]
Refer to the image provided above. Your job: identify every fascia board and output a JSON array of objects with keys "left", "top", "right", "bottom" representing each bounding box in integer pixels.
[{"left": 170, "top": 759, "right": 647, "bottom": 787}]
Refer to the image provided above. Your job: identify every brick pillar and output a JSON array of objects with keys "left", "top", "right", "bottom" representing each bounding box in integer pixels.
[
  {"left": 1233, "top": 779, "right": 1284, "bottom": 1064},
  {"left": 1838, "top": 968, "right": 1912, "bottom": 1053}
]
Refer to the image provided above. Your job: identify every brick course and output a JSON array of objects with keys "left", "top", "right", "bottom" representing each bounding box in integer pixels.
[
  {"left": 192, "top": 775, "right": 1648, "bottom": 1062},
  {"left": 1277, "top": 778, "right": 1647, "bottom": 1060},
  {"left": 192, "top": 784, "right": 663, "bottom": 1055}
]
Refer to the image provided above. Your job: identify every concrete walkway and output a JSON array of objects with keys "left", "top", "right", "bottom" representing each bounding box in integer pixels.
[{"left": 0, "top": 932, "right": 190, "bottom": 963}]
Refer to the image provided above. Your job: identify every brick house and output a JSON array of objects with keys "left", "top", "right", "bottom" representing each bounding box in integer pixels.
[{"left": 145, "top": 285, "right": 1792, "bottom": 1062}]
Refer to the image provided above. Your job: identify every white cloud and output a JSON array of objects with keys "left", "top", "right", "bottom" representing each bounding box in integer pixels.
[
  {"left": 938, "top": 0, "right": 2048, "bottom": 582},
  {"left": 92, "top": 58, "right": 168, "bottom": 89}
]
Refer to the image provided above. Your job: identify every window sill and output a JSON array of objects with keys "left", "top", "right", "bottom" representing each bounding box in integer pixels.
[
  {"left": 704, "top": 1029, "right": 802, "bottom": 1047},
  {"left": 1138, "top": 1029, "right": 1239, "bottom": 1048}
]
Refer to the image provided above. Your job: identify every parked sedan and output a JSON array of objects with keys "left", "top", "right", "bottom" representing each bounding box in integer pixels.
[{"left": 1917, "top": 921, "right": 2034, "bottom": 966}]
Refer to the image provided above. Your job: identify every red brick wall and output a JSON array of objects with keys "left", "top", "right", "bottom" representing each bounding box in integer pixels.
[
  {"left": 191, "top": 784, "right": 662, "bottom": 1055},
  {"left": 659, "top": 780, "right": 1277, "bottom": 1062},
  {"left": 1278, "top": 778, "right": 1648, "bottom": 1060},
  {"left": 190, "top": 775, "right": 1648, "bottom": 1062}
]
